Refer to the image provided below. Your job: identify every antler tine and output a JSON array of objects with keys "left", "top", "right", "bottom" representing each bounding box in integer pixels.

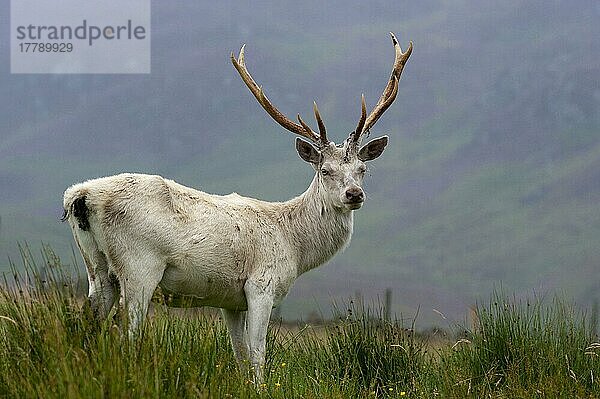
[
  {"left": 352, "top": 94, "right": 367, "bottom": 144},
  {"left": 231, "top": 45, "right": 321, "bottom": 143},
  {"left": 350, "top": 33, "right": 412, "bottom": 145},
  {"left": 297, "top": 114, "right": 315, "bottom": 136},
  {"left": 313, "top": 101, "right": 328, "bottom": 146}
]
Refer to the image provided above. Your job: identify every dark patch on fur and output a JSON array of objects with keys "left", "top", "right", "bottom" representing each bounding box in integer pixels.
[{"left": 73, "top": 196, "right": 90, "bottom": 231}]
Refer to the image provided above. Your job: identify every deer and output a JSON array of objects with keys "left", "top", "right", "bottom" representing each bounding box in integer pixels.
[{"left": 62, "top": 32, "right": 412, "bottom": 382}]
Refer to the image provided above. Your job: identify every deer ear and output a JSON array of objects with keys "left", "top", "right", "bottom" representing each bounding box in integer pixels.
[
  {"left": 358, "top": 135, "right": 388, "bottom": 161},
  {"left": 296, "top": 138, "right": 321, "bottom": 164}
]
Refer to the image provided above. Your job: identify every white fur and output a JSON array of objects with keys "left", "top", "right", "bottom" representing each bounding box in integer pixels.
[{"left": 63, "top": 140, "right": 384, "bottom": 382}]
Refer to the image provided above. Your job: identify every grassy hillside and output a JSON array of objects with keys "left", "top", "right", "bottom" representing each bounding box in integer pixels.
[
  {"left": 1, "top": 264, "right": 599, "bottom": 398},
  {"left": 0, "top": 0, "right": 598, "bottom": 324}
]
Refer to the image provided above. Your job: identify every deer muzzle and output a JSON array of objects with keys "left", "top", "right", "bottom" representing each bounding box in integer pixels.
[{"left": 343, "top": 186, "right": 365, "bottom": 209}]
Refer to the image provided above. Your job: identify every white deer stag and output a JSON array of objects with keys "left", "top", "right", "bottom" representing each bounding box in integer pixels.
[{"left": 63, "top": 33, "right": 412, "bottom": 382}]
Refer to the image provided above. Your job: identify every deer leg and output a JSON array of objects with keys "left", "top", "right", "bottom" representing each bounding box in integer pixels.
[
  {"left": 244, "top": 280, "right": 274, "bottom": 384},
  {"left": 88, "top": 265, "right": 119, "bottom": 321},
  {"left": 221, "top": 309, "right": 250, "bottom": 369},
  {"left": 75, "top": 232, "right": 118, "bottom": 321},
  {"left": 118, "top": 258, "right": 165, "bottom": 337}
]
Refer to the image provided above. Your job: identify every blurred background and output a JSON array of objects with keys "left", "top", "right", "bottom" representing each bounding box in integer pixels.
[{"left": 0, "top": 0, "right": 598, "bottom": 327}]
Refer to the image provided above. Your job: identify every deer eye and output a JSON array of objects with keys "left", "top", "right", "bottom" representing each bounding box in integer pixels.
[{"left": 320, "top": 168, "right": 330, "bottom": 176}]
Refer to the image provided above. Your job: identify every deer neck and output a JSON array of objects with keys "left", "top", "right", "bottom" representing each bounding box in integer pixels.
[{"left": 279, "top": 174, "right": 354, "bottom": 276}]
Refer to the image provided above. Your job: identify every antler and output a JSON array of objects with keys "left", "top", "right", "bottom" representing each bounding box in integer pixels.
[
  {"left": 231, "top": 45, "right": 329, "bottom": 147},
  {"left": 349, "top": 32, "right": 413, "bottom": 145}
]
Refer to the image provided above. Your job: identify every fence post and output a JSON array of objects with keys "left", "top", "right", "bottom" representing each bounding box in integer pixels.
[
  {"left": 384, "top": 288, "right": 392, "bottom": 321},
  {"left": 354, "top": 290, "right": 363, "bottom": 315},
  {"left": 592, "top": 299, "right": 598, "bottom": 338}
]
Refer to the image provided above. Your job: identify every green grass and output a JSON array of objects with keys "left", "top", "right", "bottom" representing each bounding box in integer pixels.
[
  {"left": 445, "top": 293, "right": 600, "bottom": 397},
  {"left": 0, "top": 250, "right": 599, "bottom": 398}
]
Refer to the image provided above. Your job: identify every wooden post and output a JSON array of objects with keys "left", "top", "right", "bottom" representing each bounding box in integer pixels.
[
  {"left": 384, "top": 288, "right": 392, "bottom": 321},
  {"left": 354, "top": 290, "right": 363, "bottom": 314},
  {"left": 592, "top": 299, "right": 598, "bottom": 338}
]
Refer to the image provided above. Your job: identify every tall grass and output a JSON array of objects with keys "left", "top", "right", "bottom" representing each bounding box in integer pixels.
[
  {"left": 445, "top": 294, "right": 600, "bottom": 397},
  {"left": 0, "top": 248, "right": 599, "bottom": 398}
]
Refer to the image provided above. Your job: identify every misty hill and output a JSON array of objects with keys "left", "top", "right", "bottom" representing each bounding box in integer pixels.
[{"left": 0, "top": 0, "right": 598, "bottom": 325}]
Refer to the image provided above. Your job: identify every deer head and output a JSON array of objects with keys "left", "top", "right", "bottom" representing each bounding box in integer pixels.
[{"left": 232, "top": 33, "right": 412, "bottom": 211}]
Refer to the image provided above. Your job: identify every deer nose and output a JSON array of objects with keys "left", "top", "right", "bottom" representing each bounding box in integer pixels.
[{"left": 345, "top": 187, "right": 364, "bottom": 202}]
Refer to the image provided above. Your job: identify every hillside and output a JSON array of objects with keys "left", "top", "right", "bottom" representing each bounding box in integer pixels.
[{"left": 0, "top": 0, "right": 598, "bottom": 325}]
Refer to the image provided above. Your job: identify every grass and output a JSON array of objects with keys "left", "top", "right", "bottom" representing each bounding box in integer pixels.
[{"left": 0, "top": 248, "right": 599, "bottom": 398}]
